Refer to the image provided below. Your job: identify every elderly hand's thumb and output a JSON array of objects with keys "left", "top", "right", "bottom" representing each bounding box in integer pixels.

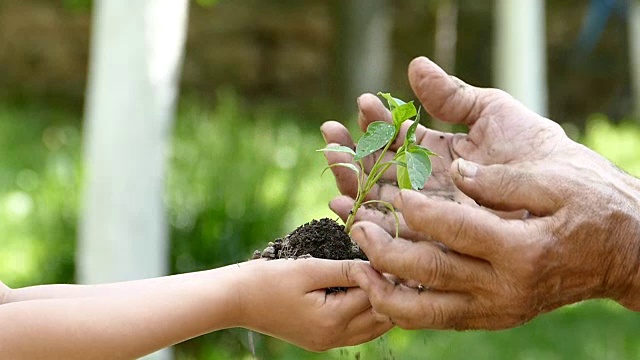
[{"left": 450, "top": 159, "right": 556, "bottom": 215}]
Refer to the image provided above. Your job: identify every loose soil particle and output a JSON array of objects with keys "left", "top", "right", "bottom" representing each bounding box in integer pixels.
[{"left": 253, "top": 218, "right": 367, "bottom": 260}]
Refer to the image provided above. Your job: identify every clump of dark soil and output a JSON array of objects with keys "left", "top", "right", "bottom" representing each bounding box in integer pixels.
[{"left": 253, "top": 218, "right": 367, "bottom": 261}]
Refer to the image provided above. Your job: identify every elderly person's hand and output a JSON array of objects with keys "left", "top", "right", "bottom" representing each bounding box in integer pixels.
[{"left": 321, "top": 56, "right": 640, "bottom": 330}]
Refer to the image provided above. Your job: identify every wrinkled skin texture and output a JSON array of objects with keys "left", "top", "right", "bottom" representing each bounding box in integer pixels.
[{"left": 321, "top": 57, "right": 640, "bottom": 330}]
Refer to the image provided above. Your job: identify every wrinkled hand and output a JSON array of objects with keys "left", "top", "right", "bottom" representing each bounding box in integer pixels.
[
  {"left": 235, "top": 258, "right": 392, "bottom": 351},
  {"left": 322, "top": 56, "right": 640, "bottom": 330}
]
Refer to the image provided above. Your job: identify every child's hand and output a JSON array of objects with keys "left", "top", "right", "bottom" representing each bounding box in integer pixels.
[{"left": 234, "top": 258, "right": 392, "bottom": 351}]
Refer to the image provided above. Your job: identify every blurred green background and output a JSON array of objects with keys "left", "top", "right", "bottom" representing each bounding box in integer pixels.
[{"left": 1, "top": 0, "right": 640, "bottom": 359}]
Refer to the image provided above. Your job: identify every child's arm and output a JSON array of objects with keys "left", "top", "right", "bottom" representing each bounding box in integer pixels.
[{"left": 0, "top": 259, "right": 391, "bottom": 359}]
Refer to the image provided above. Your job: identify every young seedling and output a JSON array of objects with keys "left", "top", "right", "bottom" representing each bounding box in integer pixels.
[{"left": 319, "top": 92, "right": 437, "bottom": 237}]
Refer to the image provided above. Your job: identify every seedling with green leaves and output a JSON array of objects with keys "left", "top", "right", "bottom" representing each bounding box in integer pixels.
[{"left": 319, "top": 92, "right": 437, "bottom": 236}]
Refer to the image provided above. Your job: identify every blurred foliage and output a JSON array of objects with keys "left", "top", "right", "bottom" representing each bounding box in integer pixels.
[
  {"left": 4, "top": 0, "right": 632, "bottom": 125},
  {"left": 167, "top": 91, "right": 337, "bottom": 273},
  {"left": 62, "top": 0, "right": 91, "bottom": 11},
  {"left": 61, "top": 0, "right": 218, "bottom": 11},
  {"left": 1, "top": 96, "right": 640, "bottom": 358},
  {"left": 582, "top": 114, "right": 640, "bottom": 177},
  {"left": 0, "top": 103, "right": 80, "bottom": 287},
  {"left": 195, "top": 0, "right": 219, "bottom": 7}
]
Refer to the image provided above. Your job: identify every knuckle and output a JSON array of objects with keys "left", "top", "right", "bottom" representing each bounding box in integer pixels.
[
  {"left": 395, "top": 301, "right": 457, "bottom": 330},
  {"left": 341, "top": 261, "right": 353, "bottom": 283},
  {"left": 367, "top": 280, "right": 393, "bottom": 308},
  {"left": 450, "top": 208, "right": 468, "bottom": 244},
  {"left": 429, "top": 306, "right": 449, "bottom": 328},
  {"left": 417, "top": 250, "right": 447, "bottom": 286},
  {"left": 427, "top": 302, "right": 460, "bottom": 330}
]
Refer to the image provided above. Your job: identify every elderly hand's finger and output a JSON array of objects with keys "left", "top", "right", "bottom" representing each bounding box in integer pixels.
[
  {"left": 351, "top": 263, "right": 472, "bottom": 330},
  {"left": 320, "top": 121, "right": 355, "bottom": 149},
  {"left": 351, "top": 222, "right": 494, "bottom": 292},
  {"left": 395, "top": 190, "right": 524, "bottom": 260},
  {"left": 329, "top": 196, "right": 429, "bottom": 241},
  {"left": 322, "top": 145, "right": 362, "bottom": 199},
  {"left": 408, "top": 57, "right": 493, "bottom": 126},
  {"left": 357, "top": 93, "right": 392, "bottom": 132},
  {"left": 354, "top": 264, "right": 525, "bottom": 330},
  {"left": 327, "top": 195, "right": 352, "bottom": 223},
  {"left": 450, "top": 159, "right": 562, "bottom": 215}
]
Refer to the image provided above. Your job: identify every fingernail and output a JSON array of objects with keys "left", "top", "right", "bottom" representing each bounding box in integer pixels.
[
  {"left": 319, "top": 123, "right": 329, "bottom": 143},
  {"left": 328, "top": 199, "right": 339, "bottom": 214},
  {"left": 357, "top": 96, "right": 365, "bottom": 117},
  {"left": 350, "top": 223, "right": 368, "bottom": 244},
  {"left": 457, "top": 159, "right": 478, "bottom": 178},
  {"left": 393, "top": 190, "right": 410, "bottom": 209}
]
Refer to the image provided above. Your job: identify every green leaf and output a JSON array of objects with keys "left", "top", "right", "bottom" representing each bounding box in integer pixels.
[
  {"left": 405, "top": 106, "right": 422, "bottom": 144},
  {"left": 413, "top": 144, "right": 439, "bottom": 157},
  {"left": 354, "top": 121, "right": 396, "bottom": 161},
  {"left": 321, "top": 162, "right": 359, "bottom": 176},
  {"left": 396, "top": 153, "right": 412, "bottom": 190},
  {"left": 406, "top": 120, "right": 419, "bottom": 144},
  {"left": 316, "top": 145, "right": 356, "bottom": 156},
  {"left": 392, "top": 101, "right": 417, "bottom": 128},
  {"left": 406, "top": 147, "right": 432, "bottom": 190},
  {"left": 377, "top": 92, "right": 406, "bottom": 109},
  {"left": 387, "top": 160, "right": 406, "bottom": 168}
]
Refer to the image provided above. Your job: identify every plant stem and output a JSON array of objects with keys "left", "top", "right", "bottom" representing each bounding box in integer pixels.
[
  {"left": 344, "top": 159, "right": 366, "bottom": 233},
  {"left": 344, "top": 131, "right": 398, "bottom": 234},
  {"left": 344, "top": 197, "right": 362, "bottom": 233}
]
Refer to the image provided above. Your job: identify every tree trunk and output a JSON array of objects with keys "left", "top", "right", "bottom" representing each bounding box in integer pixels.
[
  {"left": 338, "top": 0, "right": 392, "bottom": 110},
  {"left": 78, "top": 1, "right": 189, "bottom": 359},
  {"left": 494, "top": 0, "right": 548, "bottom": 116},
  {"left": 434, "top": 0, "right": 458, "bottom": 74},
  {"left": 433, "top": 0, "right": 458, "bottom": 132}
]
